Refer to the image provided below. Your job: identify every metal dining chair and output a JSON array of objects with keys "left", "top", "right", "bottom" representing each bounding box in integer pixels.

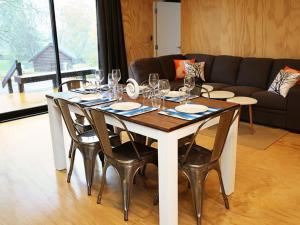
[
  {"left": 86, "top": 107, "right": 157, "bottom": 221},
  {"left": 177, "top": 107, "right": 239, "bottom": 225},
  {"left": 58, "top": 79, "right": 92, "bottom": 158},
  {"left": 54, "top": 98, "right": 121, "bottom": 195}
]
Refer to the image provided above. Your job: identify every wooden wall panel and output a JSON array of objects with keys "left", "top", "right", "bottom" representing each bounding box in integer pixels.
[
  {"left": 181, "top": 0, "right": 300, "bottom": 59},
  {"left": 121, "top": 0, "right": 154, "bottom": 64}
]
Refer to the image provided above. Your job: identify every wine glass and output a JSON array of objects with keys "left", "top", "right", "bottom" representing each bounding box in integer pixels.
[
  {"left": 158, "top": 79, "right": 170, "bottom": 109},
  {"left": 112, "top": 69, "right": 121, "bottom": 84},
  {"left": 94, "top": 69, "right": 104, "bottom": 91},
  {"left": 148, "top": 73, "right": 159, "bottom": 97},
  {"left": 184, "top": 75, "right": 195, "bottom": 104}
]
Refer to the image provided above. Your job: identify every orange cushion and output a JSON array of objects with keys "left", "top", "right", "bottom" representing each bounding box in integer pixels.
[
  {"left": 174, "top": 59, "right": 195, "bottom": 80},
  {"left": 284, "top": 66, "right": 300, "bottom": 85}
]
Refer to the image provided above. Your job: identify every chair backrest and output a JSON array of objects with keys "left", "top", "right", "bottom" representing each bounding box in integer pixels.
[
  {"left": 58, "top": 79, "right": 90, "bottom": 92},
  {"left": 181, "top": 107, "right": 239, "bottom": 164},
  {"left": 85, "top": 107, "right": 142, "bottom": 159},
  {"left": 54, "top": 98, "right": 80, "bottom": 143}
]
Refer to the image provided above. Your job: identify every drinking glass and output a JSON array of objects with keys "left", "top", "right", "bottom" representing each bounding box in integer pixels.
[
  {"left": 112, "top": 69, "right": 121, "bottom": 84},
  {"left": 142, "top": 86, "right": 151, "bottom": 108},
  {"left": 151, "top": 95, "right": 161, "bottom": 108},
  {"left": 148, "top": 73, "right": 159, "bottom": 97},
  {"left": 158, "top": 79, "right": 170, "bottom": 109},
  {"left": 115, "top": 84, "right": 123, "bottom": 102},
  {"left": 184, "top": 75, "right": 195, "bottom": 103}
]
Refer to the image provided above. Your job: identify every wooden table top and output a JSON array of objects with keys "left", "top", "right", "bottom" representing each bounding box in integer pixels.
[{"left": 46, "top": 92, "right": 239, "bottom": 132}]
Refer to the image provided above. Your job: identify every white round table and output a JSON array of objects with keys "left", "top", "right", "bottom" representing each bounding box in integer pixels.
[
  {"left": 227, "top": 96, "right": 258, "bottom": 134},
  {"left": 202, "top": 90, "right": 235, "bottom": 99}
]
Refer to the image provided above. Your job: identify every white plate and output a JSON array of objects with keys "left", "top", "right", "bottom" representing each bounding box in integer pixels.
[
  {"left": 175, "top": 104, "right": 208, "bottom": 114},
  {"left": 79, "top": 94, "right": 101, "bottom": 101},
  {"left": 165, "top": 91, "right": 186, "bottom": 98},
  {"left": 110, "top": 102, "right": 141, "bottom": 111}
]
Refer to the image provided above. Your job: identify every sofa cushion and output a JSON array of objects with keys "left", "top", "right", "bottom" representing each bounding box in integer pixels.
[
  {"left": 185, "top": 54, "right": 215, "bottom": 81},
  {"left": 157, "top": 54, "right": 185, "bottom": 81},
  {"left": 204, "top": 82, "right": 230, "bottom": 90},
  {"left": 269, "top": 59, "right": 300, "bottom": 86},
  {"left": 252, "top": 91, "right": 287, "bottom": 110},
  {"left": 222, "top": 86, "right": 263, "bottom": 97},
  {"left": 129, "top": 58, "right": 164, "bottom": 83},
  {"left": 236, "top": 57, "right": 273, "bottom": 89},
  {"left": 210, "top": 55, "right": 242, "bottom": 85}
]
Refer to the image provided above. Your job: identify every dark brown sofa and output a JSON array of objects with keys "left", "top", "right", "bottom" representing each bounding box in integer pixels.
[{"left": 128, "top": 54, "right": 300, "bottom": 132}]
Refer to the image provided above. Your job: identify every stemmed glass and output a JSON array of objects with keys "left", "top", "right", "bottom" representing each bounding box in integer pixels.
[
  {"left": 148, "top": 73, "right": 159, "bottom": 97},
  {"left": 158, "top": 79, "right": 170, "bottom": 109},
  {"left": 112, "top": 69, "right": 121, "bottom": 84},
  {"left": 94, "top": 69, "right": 104, "bottom": 92},
  {"left": 184, "top": 75, "right": 195, "bottom": 104}
]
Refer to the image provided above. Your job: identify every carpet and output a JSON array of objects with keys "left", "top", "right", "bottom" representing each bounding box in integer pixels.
[{"left": 200, "top": 122, "right": 288, "bottom": 150}]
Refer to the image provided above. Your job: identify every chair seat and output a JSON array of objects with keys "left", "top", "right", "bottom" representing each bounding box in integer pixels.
[
  {"left": 179, "top": 145, "right": 212, "bottom": 168},
  {"left": 77, "top": 130, "right": 121, "bottom": 147},
  {"left": 111, "top": 142, "right": 157, "bottom": 164}
]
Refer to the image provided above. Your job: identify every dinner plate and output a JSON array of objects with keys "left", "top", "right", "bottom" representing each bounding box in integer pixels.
[
  {"left": 175, "top": 104, "right": 208, "bottom": 114},
  {"left": 110, "top": 102, "right": 141, "bottom": 111},
  {"left": 165, "top": 91, "right": 186, "bottom": 98},
  {"left": 79, "top": 94, "right": 101, "bottom": 101}
]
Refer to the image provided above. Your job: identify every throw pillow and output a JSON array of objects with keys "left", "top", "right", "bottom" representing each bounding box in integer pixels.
[
  {"left": 174, "top": 59, "right": 195, "bottom": 80},
  {"left": 268, "top": 69, "right": 300, "bottom": 97},
  {"left": 284, "top": 66, "right": 300, "bottom": 85},
  {"left": 184, "top": 61, "right": 206, "bottom": 81}
]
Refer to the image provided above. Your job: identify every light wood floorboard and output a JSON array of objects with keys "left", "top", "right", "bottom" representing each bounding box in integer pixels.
[{"left": 0, "top": 114, "right": 300, "bottom": 225}]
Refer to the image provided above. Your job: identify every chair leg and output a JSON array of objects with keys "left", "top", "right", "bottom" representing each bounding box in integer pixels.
[
  {"left": 97, "top": 160, "right": 109, "bottom": 204},
  {"left": 118, "top": 165, "right": 140, "bottom": 221},
  {"left": 215, "top": 164, "right": 229, "bottom": 209},
  {"left": 98, "top": 152, "right": 105, "bottom": 168},
  {"left": 184, "top": 169, "right": 206, "bottom": 225},
  {"left": 67, "top": 145, "right": 76, "bottom": 183},
  {"left": 81, "top": 149, "right": 99, "bottom": 195},
  {"left": 68, "top": 140, "right": 75, "bottom": 158}
]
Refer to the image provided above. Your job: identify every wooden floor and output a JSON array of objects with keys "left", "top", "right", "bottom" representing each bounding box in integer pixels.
[{"left": 1, "top": 114, "right": 300, "bottom": 225}]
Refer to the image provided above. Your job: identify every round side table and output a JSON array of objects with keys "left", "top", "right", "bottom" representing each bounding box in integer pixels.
[
  {"left": 202, "top": 90, "right": 235, "bottom": 100},
  {"left": 227, "top": 96, "right": 258, "bottom": 134}
]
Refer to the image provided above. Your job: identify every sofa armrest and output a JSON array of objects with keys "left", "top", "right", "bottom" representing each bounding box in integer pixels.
[{"left": 286, "top": 85, "right": 300, "bottom": 132}]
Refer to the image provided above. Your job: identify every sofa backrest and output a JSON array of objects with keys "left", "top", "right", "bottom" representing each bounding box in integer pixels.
[
  {"left": 268, "top": 59, "right": 300, "bottom": 86},
  {"left": 209, "top": 55, "right": 242, "bottom": 85},
  {"left": 236, "top": 57, "right": 273, "bottom": 89},
  {"left": 129, "top": 57, "right": 164, "bottom": 83},
  {"left": 157, "top": 54, "right": 185, "bottom": 81},
  {"left": 185, "top": 54, "right": 215, "bottom": 81}
]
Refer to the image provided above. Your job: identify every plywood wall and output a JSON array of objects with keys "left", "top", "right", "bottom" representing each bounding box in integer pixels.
[
  {"left": 121, "top": 0, "right": 154, "bottom": 64},
  {"left": 181, "top": 0, "right": 300, "bottom": 59}
]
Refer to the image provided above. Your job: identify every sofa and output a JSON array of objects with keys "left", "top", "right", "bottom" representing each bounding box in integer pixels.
[{"left": 128, "top": 54, "right": 300, "bottom": 132}]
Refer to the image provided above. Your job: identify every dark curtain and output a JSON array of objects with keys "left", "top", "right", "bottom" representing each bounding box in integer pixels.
[{"left": 96, "top": 0, "right": 128, "bottom": 83}]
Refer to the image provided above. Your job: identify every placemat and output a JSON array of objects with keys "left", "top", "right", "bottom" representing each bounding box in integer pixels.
[
  {"left": 159, "top": 106, "right": 221, "bottom": 121},
  {"left": 164, "top": 95, "right": 199, "bottom": 103},
  {"left": 97, "top": 105, "right": 158, "bottom": 117}
]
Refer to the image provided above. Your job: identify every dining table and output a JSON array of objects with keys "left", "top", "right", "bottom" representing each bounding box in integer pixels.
[{"left": 46, "top": 90, "right": 239, "bottom": 225}]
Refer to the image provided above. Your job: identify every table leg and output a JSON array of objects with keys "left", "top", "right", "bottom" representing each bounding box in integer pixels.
[
  {"left": 220, "top": 110, "right": 238, "bottom": 195},
  {"left": 157, "top": 133, "right": 178, "bottom": 225},
  {"left": 47, "top": 98, "right": 67, "bottom": 170},
  {"left": 249, "top": 105, "right": 254, "bottom": 134}
]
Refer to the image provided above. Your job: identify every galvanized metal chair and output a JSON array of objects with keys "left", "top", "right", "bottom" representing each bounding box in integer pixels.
[
  {"left": 178, "top": 107, "right": 239, "bottom": 225},
  {"left": 58, "top": 79, "right": 92, "bottom": 158},
  {"left": 54, "top": 98, "right": 120, "bottom": 195},
  {"left": 86, "top": 107, "right": 157, "bottom": 221}
]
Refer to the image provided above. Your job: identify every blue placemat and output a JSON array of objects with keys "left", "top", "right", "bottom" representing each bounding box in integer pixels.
[
  {"left": 70, "top": 97, "right": 116, "bottom": 107},
  {"left": 97, "top": 104, "right": 158, "bottom": 117},
  {"left": 159, "top": 106, "right": 221, "bottom": 121},
  {"left": 164, "top": 95, "right": 199, "bottom": 103}
]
